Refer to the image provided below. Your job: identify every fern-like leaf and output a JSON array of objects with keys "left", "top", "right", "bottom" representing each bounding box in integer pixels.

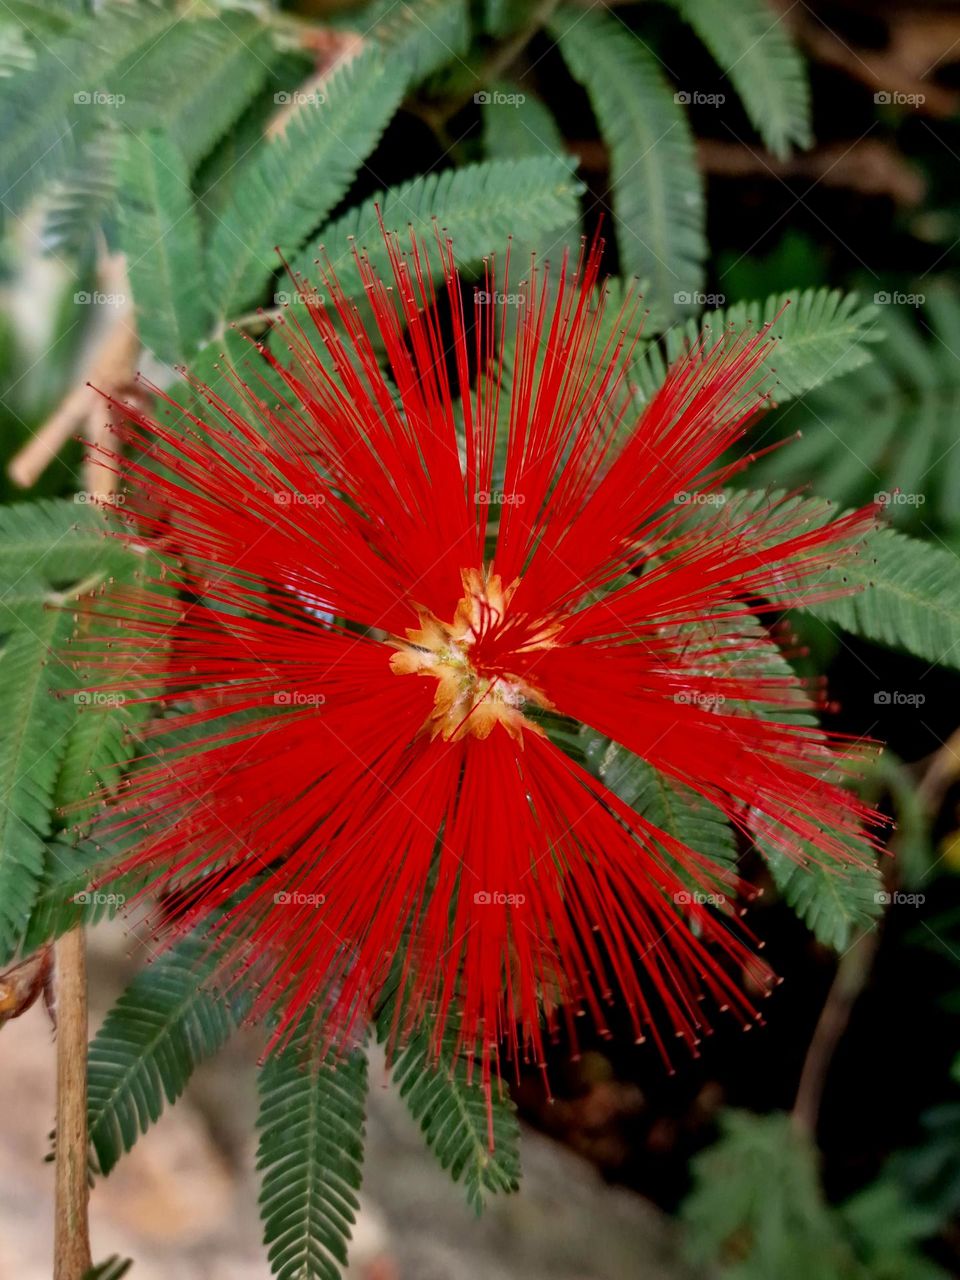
[
  {"left": 482, "top": 81, "right": 568, "bottom": 162},
  {"left": 209, "top": 48, "right": 407, "bottom": 316},
  {"left": 0, "top": 606, "right": 75, "bottom": 959},
  {"left": 297, "top": 157, "right": 584, "bottom": 294},
  {"left": 749, "top": 286, "right": 960, "bottom": 530},
  {"left": 725, "top": 489, "right": 960, "bottom": 670},
  {"left": 763, "top": 840, "right": 881, "bottom": 950},
  {"left": 118, "top": 11, "right": 270, "bottom": 170},
  {"left": 550, "top": 6, "right": 706, "bottom": 313},
  {"left": 580, "top": 728, "right": 738, "bottom": 870},
  {"left": 667, "top": 0, "right": 812, "bottom": 159},
  {"left": 367, "top": 0, "right": 470, "bottom": 82},
  {"left": 257, "top": 1032, "right": 368, "bottom": 1280},
  {"left": 88, "top": 933, "right": 237, "bottom": 1175},
  {"left": 378, "top": 997, "right": 521, "bottom": 1213},
  {"left": 116, "top": 130, "right": 209, "bottom": 363},
  {"left": 0, "top": 3, "right": 175, "bottom": 217},
  {"left": 635, "top": 288, "right": 882, "bottom": 404}
]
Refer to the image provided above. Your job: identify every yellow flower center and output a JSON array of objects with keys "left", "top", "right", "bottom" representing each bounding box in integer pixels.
[{"left": 389, "top": 568, "right": 557, "bottom": 743}]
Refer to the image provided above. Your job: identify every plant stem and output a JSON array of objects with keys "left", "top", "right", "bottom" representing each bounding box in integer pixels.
[
  {"left": 791, "top": 927, "right": 880, "bottom": 1138},
  {"left": 54, "top": 927, "right": 93, "bottom": 1280}
]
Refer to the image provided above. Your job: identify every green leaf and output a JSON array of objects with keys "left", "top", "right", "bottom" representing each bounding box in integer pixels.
[
  {"left": 257, "top": 1032, "right": 368, "bottom": 1280},
  {"left": 763, "top": 839, "right": 881, "bottom": 951},
  {"left": 117, "top": 131, "right": 209, "bottom": 364},
  {"left": 209, "top": 48, "right": 407, "bottom": 316},
  {"left": 378, "top": 999, "right": 521, "bottom": 1213},
  {"left": 682, "top": 1110, "right": 855, "bottom": 1279},
  {"left": 0, "top": 606, "right": 75, "bottom": 961},
  {"left": 636, "top": 288, "right": 883, "bottom": 405},
  {"left": 367, "top": 0, "right": 470, "bottom": 82},
  {"left": 0, "top": 2, "right": 175, "bottom": 217},
  {"left": 299, "top": 157, "right": 584, "bottom": 295},
  {"left": 82, "top": 1258, "right": 132, "bottom": 1280},
  {"left": 482, "top": 82, "right": 568, "bottom": 162},
  {"left": 0, "top": 498, "right": 137, "bottom": 603},
  {"left": 88, "top": 933, "right": 237, "bottom": 1175},
  {"left": 667, "top": 0, "right": 812, "bottom": 159},
  {"left": 550, "top": 6, "right": 706, "bottom": 312},
  {"left": 580, "top": 727, "right": 738, "bottom": 870},
  {"left": 118, "top": 12, "right": 271, "bottom": 170},
  {"left": 724, "top": 489, "right": 960, "bottom": 670},
  {"left": 748, "top": 285, "right": 960, "bottom": 531}
]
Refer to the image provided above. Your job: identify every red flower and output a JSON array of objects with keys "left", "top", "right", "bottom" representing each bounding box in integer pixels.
[{"left": 83, "top": 231, "right": 879, "bottom": 1100}]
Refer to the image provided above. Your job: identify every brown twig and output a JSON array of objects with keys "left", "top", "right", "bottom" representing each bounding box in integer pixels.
[
  {"left": 53, "top": 927, "right": 93, "bottom": 1280},
  {"left": 791, "top": 927, "right": 880, "bottom": 1137}
]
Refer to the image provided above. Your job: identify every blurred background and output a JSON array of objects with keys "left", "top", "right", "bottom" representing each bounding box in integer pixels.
[{"left": 3, "top": 1, "right": 960, "bottom": 1277}]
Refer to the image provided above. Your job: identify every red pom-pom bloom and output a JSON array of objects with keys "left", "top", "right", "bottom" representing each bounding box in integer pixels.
[{"left": 81, "top": 229, "right": 880, "bottom": 1104}]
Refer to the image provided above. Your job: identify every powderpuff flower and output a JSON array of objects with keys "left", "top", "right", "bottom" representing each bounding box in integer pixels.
[{"left": 79, "top": 229, "right": 880, "bottom": 1100}]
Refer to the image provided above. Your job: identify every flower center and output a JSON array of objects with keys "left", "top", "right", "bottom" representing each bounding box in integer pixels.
[{"left": 389, "top": 569, "right": 556, "bottom": 742}]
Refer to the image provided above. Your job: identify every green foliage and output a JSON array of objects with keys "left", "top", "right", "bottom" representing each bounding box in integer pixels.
[
  {"left": 482, "top": 83, "right": 568, "bottom": 161},
  {"left": 0, "top": 2, "right": 175, "bottom": 219},
  {"left": 683, "top": 1110, "right": 949, "bottom": 1279},
  {"left": 256, "top": 1031, "right": 368, "bottom": 1280},
  {"left": 88, "top": 933, "right": 238, "bottom": 1176},
  {"left": 749, "top": 287, "right": 960, "bottom": 531},
  {"left": 580, "top": 727, "right": 738, "bottom": 869},
  {"left": 117, "top": 131, "right": 209, "bottom": 364},
  {"left": 300, "top": 157, "right": 584, "bottom": 294},
  {"left": 550, "top": 6, "right": 706, "bottom": 313},
  {"left": 366, "top": 0, "right": 470, "bottom": 82},
  {"left": 209, "top": 49, "right": 408, "bottom": 316},
  {"left": 118, "top": 12, "right": 270, "bottom": 171},
  {"left": 378, "top": 997, "right": 521, "bottom": 1213},
  {"left": 637, "top": 288, "right": 882, "bottom": 404},
  {"left": 0, "top": 606, "right": 75, "bottom": 961},
  {"left": 763, "top": 843, "right": 881, "bottom": 951},
  {"left": 82, "top": 1258, "right": 132, "bottom": 1280},
  {"left": 715, "top": 489, "right": 960, "bottom": 670},
  {"left": 665, "top": 0, "right": 812, "bottom": 158}
]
